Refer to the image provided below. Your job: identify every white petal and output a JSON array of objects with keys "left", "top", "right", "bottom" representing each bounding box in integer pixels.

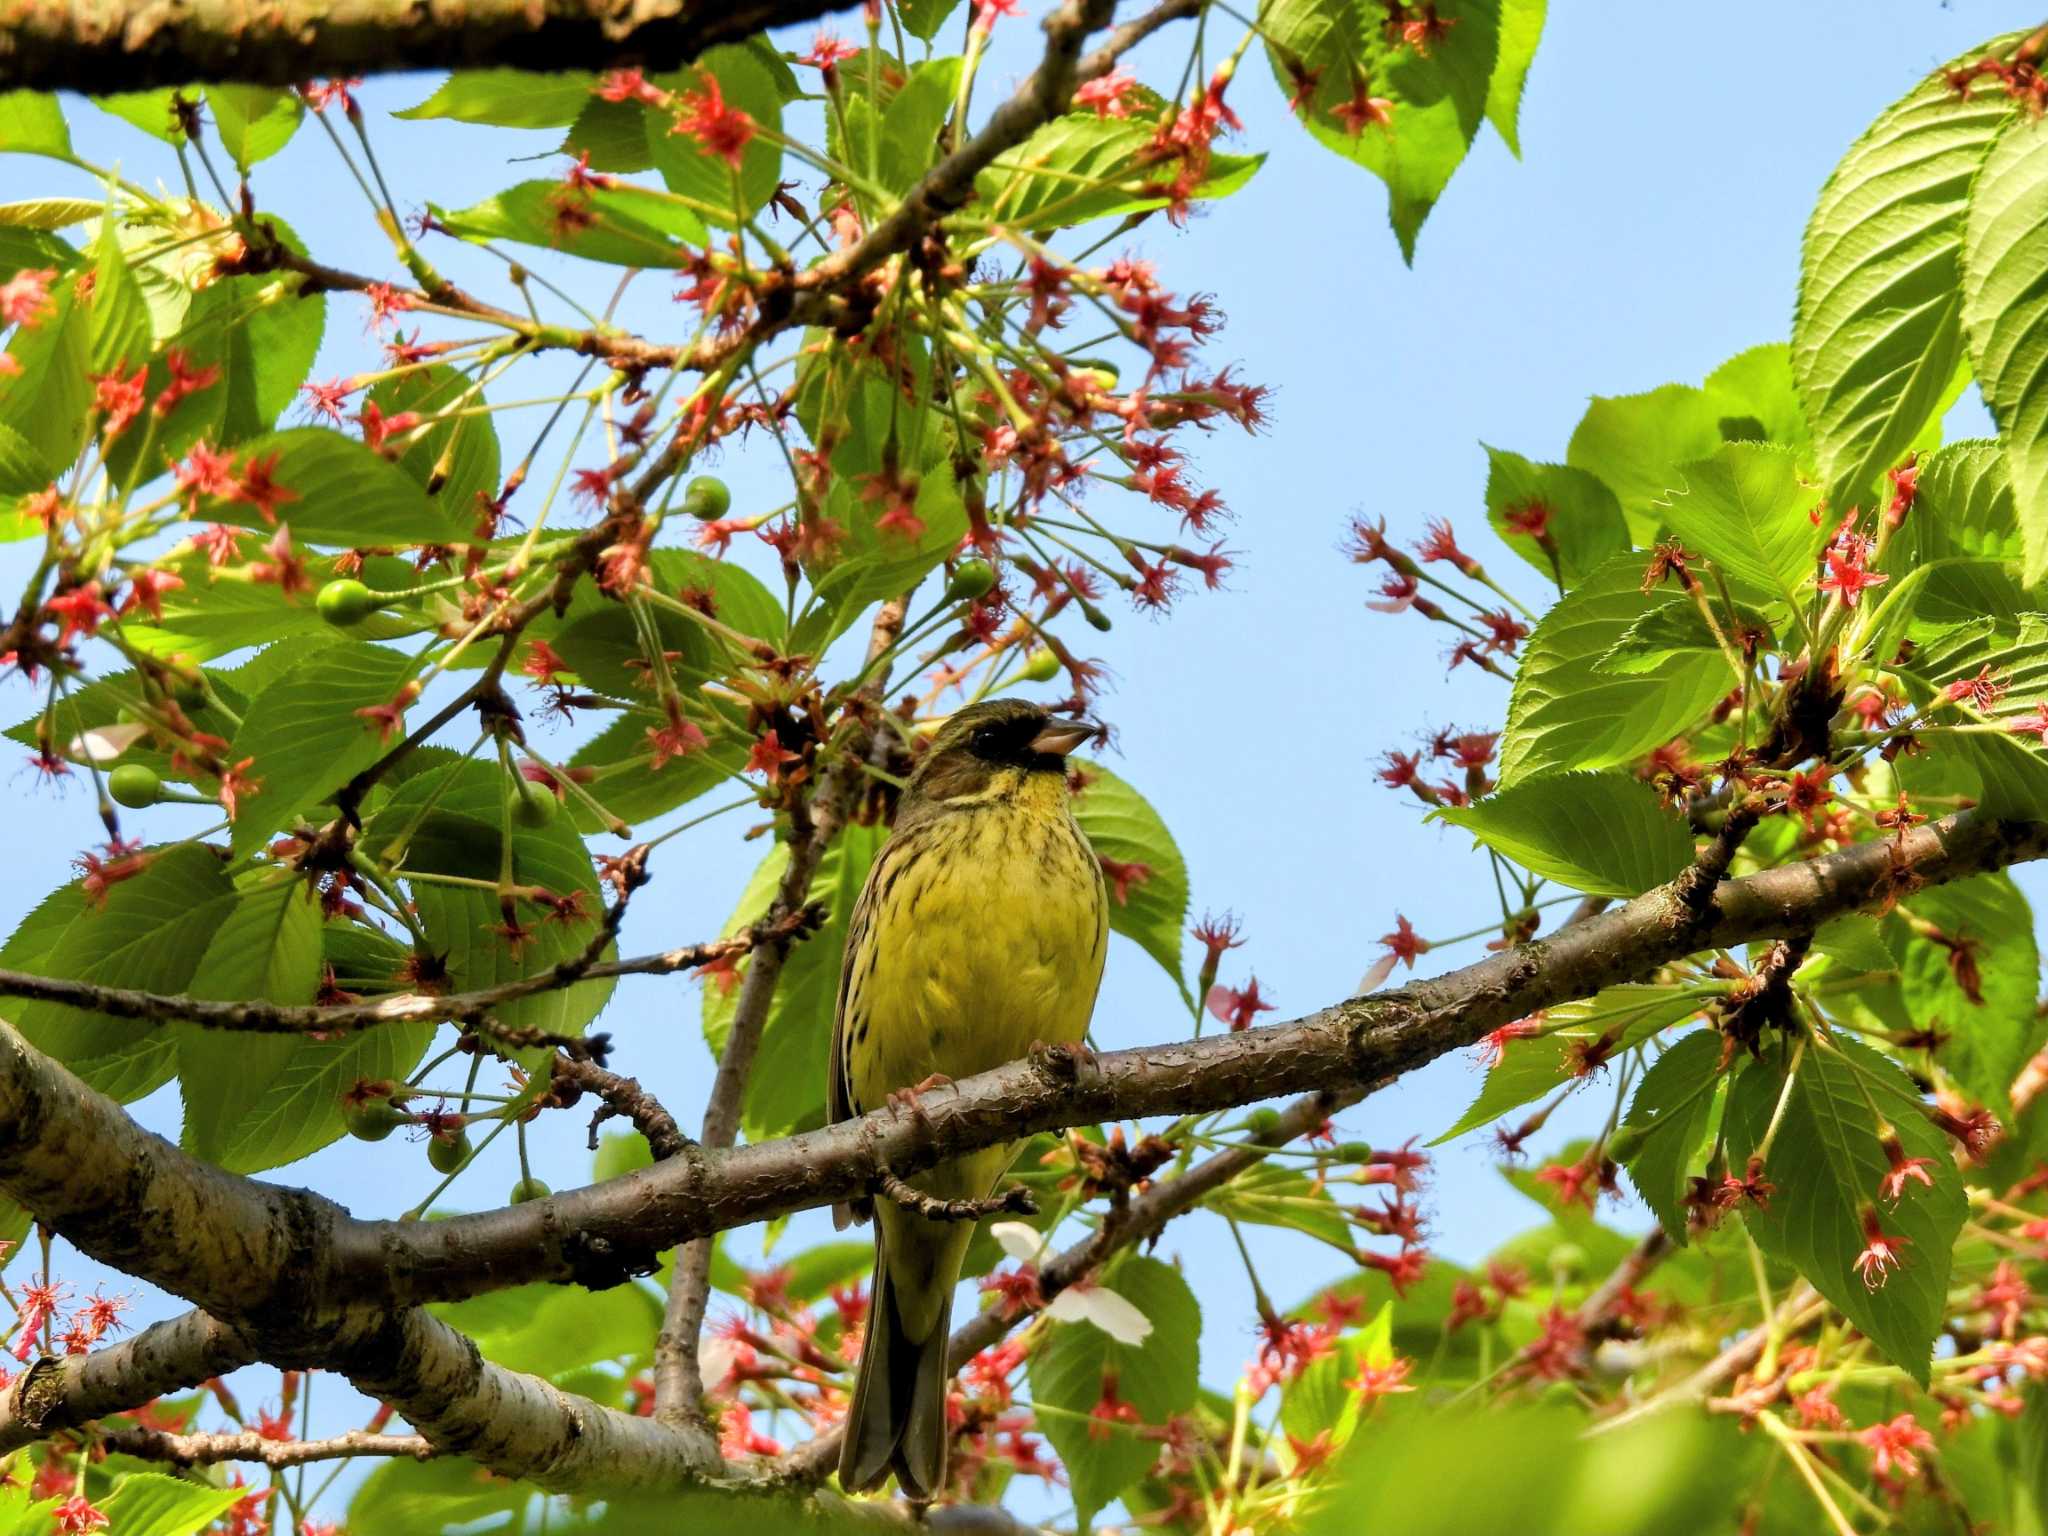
[
  {"left": 1355, "top": 953, "right": 1397, "bottom": 996},
  {"left": 1046, "top": 1285, "right": 1152, "bottom": 1346},
  {"left": 699, "top": 1336, "right": 738, "bottom": 1389},
  {"left": 69, "top": 723, "right": 149, "bottom": 764},
  {"left": 990, "top": 1221, "right": 1043, "bottom": 1262}
]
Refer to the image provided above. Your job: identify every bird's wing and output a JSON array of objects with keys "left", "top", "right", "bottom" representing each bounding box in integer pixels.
[{"left": 829, "top": 836, "right": 893, "bottom": 1225}]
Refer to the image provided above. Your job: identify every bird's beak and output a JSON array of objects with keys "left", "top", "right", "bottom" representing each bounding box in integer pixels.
[{"left": 1029, "top": 720, "right": 1099, "bottom": 758}]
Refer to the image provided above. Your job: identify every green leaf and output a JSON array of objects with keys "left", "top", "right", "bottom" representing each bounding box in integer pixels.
[
  {"left": 1897, "top": 873, "right": 2040, "bottom": 1117},
  {"left": 1484, "top": 0, "right": 1544, "bottom": 157},
  {"left": 87, "top": 214, "right": 153, "bottom": 374},
  {"left": 225, "top": 640, "right": 418, "bottom": 857},
  {"left": 1725, "top": 1032, "right": 1966, "bottom": 1384},
  {"left": 879, "top": 59, "right": 962, "bottom": 193},
  {"left": 1261, "top": 0, "right": 1501, "bottom": 261},
  {"left": 1433, "top": 771, "right": 1695, "bottom": 897},
  {"left": 561, "top": 95, "right": 658, "bottom": 174},
  {"left": 1070, "top": 760, "right": 1190, "bottom": 1003},
  {"left": 431, "top": 1281, "right": 661, "bottom": 1379},
  {"left": 1704, "top": 342, "right": 1812, "bottom": 452},
  {"left": 1890, "top": 440, "right": 2022, "bottom": 569},
  {"left": 433, "top": 180, "right": 706, "bottom": 267},
  {"left": 202, "top": 428, "right": 472, "bottom": 545},
  {"left": 1616, "top": 1028, "right": 1723, "bottom": 1243},
  {"left": 396, "top": 71, "right": 596, "bottom": 128},
  {"left": 366, "top": 362, "right": 501, "bottom": 526},
  {"left": 92, "top": 89, "right": 188, "bottom": 144},
  {"left": 705, "top": 824, "right": 887, "bottom": 1139},
  {"left": 565, "top": 711, "right": 748, "bottom": 833},
  {"left": 204, "top": 86, "right": 303, "bottom": 169},
  {"left": 349, "top": 1455, "right": 533, "bottom": 1533},
  {"left": 97, "top": 1474, "right": 246, "bottom": 1536},
  {"left": 1433, "top": 984, "right": 1713, "bottom": 1144},
  {"left": 1595, "top": 593, "right": 1775, "bottom": 676},
  {"left": 1028, "top": 1254, "right": 1200, "bottom": 1525},
  {"left": 0, "top": 198, "right": 98, "bottom": 231},
  {"left": 1795, "top": 35, "right": 2023, "bottom": 517},
  {"left": 4, "top": 845, "right": 236, "bottom": 1102},
  {"left": 647, "top": 45, "right": 786, "bottom": 230},
  {"left": 1203, "top": 1161, "right": 1355, "bottom": 1253},
  {"left": 366, "top": 758, "right": 615, "bottom": 1039},
  {"left": 0, "top": 281, "right": 93, "bottom": 477},
  {"left": 0, "top": 419, "right": 53, "bottom": 500},
  {"left": 1566, "top": 383, "right": 1728, "bottom": 546},
  {"left": 1657, "top": 442, "right": 1824, "bottom": 615},
  {"left": 174, "top": 870, "right": 432, "bottom": 1173},
  {"left": 807, "top": 472, "right": 969, "bottom": 637},
  {"left": 897, "top": 0, "right": 962, "bottom": 41},
  {"left": 1894, "top": 614, "right": 2048, "bottom": 817},
  {"left": 1500, "top": 554, "right": 1732, "bottom": 784},
  {"left": 980, "top": 111, "right": 1262, "bottom": 227},
  {"left": 1481, "top": 446, "right": 1627, "bottom": 591},
  {"left": 212, "top": 273, "right": 327, "bottom": 445},
  {"left": 1962, "top": 112, "right": 2048, "bottom": 586},
  {"left": 0, "top": 92, "right": 70, "bottom": 157}
]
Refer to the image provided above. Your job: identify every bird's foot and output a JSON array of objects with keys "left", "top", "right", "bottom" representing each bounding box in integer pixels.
[
  {"left": 885, "top": 1075, "right": 951, "bottom": 1128},
  {"left": 1028, "top": 1038, "right": 1096, "bottom": 1081}
]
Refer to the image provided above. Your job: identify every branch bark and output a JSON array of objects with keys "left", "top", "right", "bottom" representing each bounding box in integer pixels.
[
  {"left": 0, "top": 0, "right": 857, "bottom": 94},
  {"left": 0, "top": 1309, "right": 256, "bottom": 1453}
]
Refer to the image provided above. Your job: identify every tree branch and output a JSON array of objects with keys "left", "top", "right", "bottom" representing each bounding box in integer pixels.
[
  {"left": 0, "top": 1309, "right": 256, "bottom": 1453},
  {"left": 98, "top": 1425, "right": 433, "bottom": 1469},
  {"left": 0, "top": 0, "right": 859, "bottom": 95}
]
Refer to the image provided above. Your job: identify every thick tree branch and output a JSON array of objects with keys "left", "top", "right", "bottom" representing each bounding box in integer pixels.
[
  {"left": 0, "top": 0, "right": 856, "bottom": 95},
  {"left": 0, "top": 1309, "right": 256, "bottom": 1453},
  {"left": 0, "top": 809, "right": 2036, "bottom": 1338}
]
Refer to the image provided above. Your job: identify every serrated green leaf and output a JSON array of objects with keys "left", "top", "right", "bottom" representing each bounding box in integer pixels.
[
  {"left": 1962, "top": 112, "right": 2048, "bottom": 586},
  {"left": 567, "top": 712, "right": 748, "bottom": 832},
  {"left": 434, "top": 179, "right": 706, "bottom": 266},
  {"left": 204, "top": 85, "right": 303, "bottom": 169},
  {"left": 0, "top": 93, "right": 70, "bottom": 157},
  {"left": 92, "top": 89, "right": 188, "bottom": 144},
  {"left": 1261, "top": 0, "right": 1501, "bottom": 261},
  {"left": 226, "top": 641, "right": 417, "bottom": 857},
  {"left": 1028, "top": 1254, "right": 1199, "bottom": 1525},
  {"left": 396, "top": 71, "right": 594, "bottom": 128},
  {"left": 366, "top": 362, "right": 500, "bottom": 527},
  {"left": 98, "top": 1474, "right": 246, "bottom": 1536},
  {"left": 897, "top": 0, "right": 962, "bottom": 41},
  {"left": 348, "top": 1456, "right": 533, "bottom": 1534},
  {"left": 87, "top": 214, "right": 152, "bottom": 374},
  {"left": 1595, "top": 593, "right": 1775, "bottom": 677},
  {"left": 1434, "top": 984, "right": 1714, "bottom": 1144},
  {"left": 431, "top": 1281, "right": 661, "bottom": 1379},
  {"left": 1434, "top": 771, "right": 1695, "bottom": 897},
  {"left": 1616, "top": 1028, "right": 1723, "bottom": 1244},
  {"left": 1657, "top": 442, "right": 1824, "bottom": 615},
  {"left": 4, "top": 845, "right": 235, "bottom": 1102},
  {"left": 1484, "top": 0, "right": 1544, "bottom": 156},
  {"left": 200, "top": 427, "right": 471, "bottom": 545},
  {"left": 1897, "top": 873, "right": 2040, "bottom": 1117},
  {"left": 560, "top": 94, "right": 658, "bottom": 174},
  {"left": 1892, "top": 440, "right": 2022, "bottom": 569},
  {"left": 365, "top": 758, "right": 614, "bottom": 1039},
  {"left": 1725, "top": 1032, "right": 1966, "bottom": 1384},
  {"left": 980, "top": 111, "right": 1262, "bottom": 227},
  {"left": 1566, "top": 383, "right": 1727, "bottom": 545},
  {"left": 0, "top": 281, "right": 92, "bottom": 477},
  {"left": 1796, "top": 36, "right": 2023, "bottom": 517},
  {"left": 0, "top": 419, "right": 53, "bottom": 501},
  {"left": 647, "top": 46, "right": 786, "bottom": 230},
  {"left": 1203, "top": 1161, "right": 1355, "bottom": 1252},
  {"left": 1501, "top": 554, "right": 1732, "bottom": 784},
  {"left": 1070, "top": 759, "right": 1189, "bottom": 1001},
  {"left": 1481, "top": 446, "right": 1627, "bottom": 591},
  {"left": 0, "top": 198, "right": 97, "bottom": 231}
]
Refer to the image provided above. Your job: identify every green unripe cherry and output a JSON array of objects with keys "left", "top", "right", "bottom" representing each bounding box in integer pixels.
[
  {"left": 428, "top": 1130, "right": 472, "bottom": 1174},
  {"left": 509, "top": 1177, "right": 552, "bottom": 1204},
  {"left": 107, "top": 763, "right": 162, "bottom": 809},
  {"left": 344, "top": 1099, "right": 407, "bottom": 1143},
  {"left": 682, "top": 475, "right": 732, "bottom": 522},
  {"left": 509, "top": 780, "right": 560, "bottom": 829},
  {"left": 317, "top": 579, "right": 382, "bottom": 627},
  {"left": 1334, "top": 1141, "right": 1376, "bottom": 1165},
  {"left": 1245, "top": 1107, "right": 1282, "bottom": 1137},
  {"left": 1020, "top": 648, "right": 1061, "bottom": 683},
  {"left": 946, "top": 559, "right": 996, "bottom": 603}
]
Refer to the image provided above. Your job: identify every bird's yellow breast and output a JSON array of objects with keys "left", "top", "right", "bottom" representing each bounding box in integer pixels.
[{"left": 843, "top": 772, "right": 1107, "bottom": 1123}]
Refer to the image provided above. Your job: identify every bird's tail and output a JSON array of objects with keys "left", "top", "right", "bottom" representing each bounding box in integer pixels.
[{"left": 839, "top": 1235, "right": 952, "bottom": 1500}]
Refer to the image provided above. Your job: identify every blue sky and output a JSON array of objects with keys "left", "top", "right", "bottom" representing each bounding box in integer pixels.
[{"left": 0, "top": 0, "right": 2040, "bottom": 1513}]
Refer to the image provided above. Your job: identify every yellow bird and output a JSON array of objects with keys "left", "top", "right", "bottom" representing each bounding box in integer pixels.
[{"left": 831, "top": 698, "right": 1107, "bottom": 1499}]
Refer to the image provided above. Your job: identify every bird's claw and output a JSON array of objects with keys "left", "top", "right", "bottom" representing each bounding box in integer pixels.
[{"left": 1028, "top": 1039, "right": 1096, "bottom": 1081}]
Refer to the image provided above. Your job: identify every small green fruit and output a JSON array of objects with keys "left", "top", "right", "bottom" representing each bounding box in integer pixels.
[
  {"left": 107, "top": 763, "right": 162, "bottom": 809},
  {"left": 1334, "top": 1141, "right": 1376, "bottom": 1164},
  {"left": 682, "top": 475, "right": 732, "bottom": 522},
  {"left": 317, "top": 579, "right": 381, "bottom": 627},
  {"left": 428, "top": 1130, "right": 472, "bottom": 1174},
  {"left": 1020, "top": 648, "right": 1061, "bottom": 683},
  {"left": 509, "top": 780, "right": 559, "bottom": 829},
  {"left": 1246, "top": 1107, "right": 1282, "bottom": 1137},
  {"left": 509, "top": 1177, "right": 552, "bottom": 1204},
  {"left": 946, "top": 559, "right": 996, "bottom": 603},
  {"left": 345, "top": 1099, "right": 406, "bottom": 1143}
]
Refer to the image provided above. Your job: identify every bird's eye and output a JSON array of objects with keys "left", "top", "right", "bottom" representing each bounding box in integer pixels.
[{"left": 971, "top": 725, "right": 999, "bottom": 753}]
